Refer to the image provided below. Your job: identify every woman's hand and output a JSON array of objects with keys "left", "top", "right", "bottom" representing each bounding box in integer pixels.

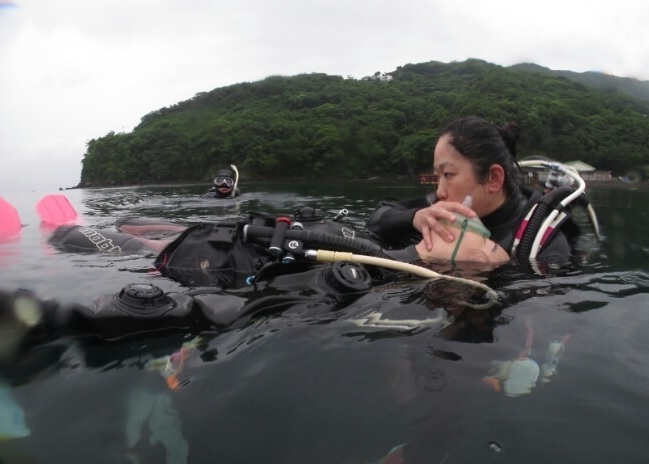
[{"left": 413, "top": 201, "right": 478, "bottom": 251}]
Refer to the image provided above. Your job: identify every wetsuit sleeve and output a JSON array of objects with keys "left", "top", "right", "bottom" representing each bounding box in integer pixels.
[{"left": 365, "top": 195, "right": 435, "bottom": 243}]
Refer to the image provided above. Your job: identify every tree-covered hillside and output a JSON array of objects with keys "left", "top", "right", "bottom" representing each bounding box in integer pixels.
[
  {"left": 510, "top": 63, "right": 649, "bottom": 103},
  {"left": 79, "top": 59, "right": 649, "bottom": 186}
]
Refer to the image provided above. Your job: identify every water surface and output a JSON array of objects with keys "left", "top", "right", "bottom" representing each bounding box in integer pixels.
[{"left": 0, "top": 181, "right": 648, "bottom": 464}]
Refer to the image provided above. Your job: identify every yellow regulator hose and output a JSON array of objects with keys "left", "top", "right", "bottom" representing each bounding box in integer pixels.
[{"left": 309, "top": 249, "right": 499, "bottom": 310}]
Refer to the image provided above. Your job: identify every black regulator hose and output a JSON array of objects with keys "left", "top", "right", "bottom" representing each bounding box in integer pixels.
[
  {"left": 243, "top": 225, "right": 389, "bottom": 258},
  {"left": 516, "top": 186, "right": 574, "bottom": 260}
]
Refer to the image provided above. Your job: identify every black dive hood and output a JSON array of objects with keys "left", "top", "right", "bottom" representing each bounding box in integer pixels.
[{"left": 215, "top": 169, "right": 234, "bottom": 180}]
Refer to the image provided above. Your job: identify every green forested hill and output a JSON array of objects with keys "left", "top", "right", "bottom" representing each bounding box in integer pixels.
[
  {"left": 509, "top": 63, "right": 649, "bottom": 103},
  {"left": 79, "top": 59, "right": 649, "bottom": 186}
]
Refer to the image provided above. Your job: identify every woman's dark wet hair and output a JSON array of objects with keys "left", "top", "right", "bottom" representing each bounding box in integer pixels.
[{"left": 439, "top": 116, "right": 522, "bottom": 196}]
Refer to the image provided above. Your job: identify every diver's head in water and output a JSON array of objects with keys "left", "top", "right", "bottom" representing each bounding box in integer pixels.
[{"left": 213, "top": 168, "right": 235, "bottom": 198}]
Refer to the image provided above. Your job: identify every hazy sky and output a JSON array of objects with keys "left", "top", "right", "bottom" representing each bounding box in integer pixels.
[{"left": 1, "top": 0, "right": 648, "bottom": 191}]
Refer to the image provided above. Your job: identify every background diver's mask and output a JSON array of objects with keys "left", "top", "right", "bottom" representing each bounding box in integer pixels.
[{"left": 215, "top": 177, "right": 234, "bottom": 188}]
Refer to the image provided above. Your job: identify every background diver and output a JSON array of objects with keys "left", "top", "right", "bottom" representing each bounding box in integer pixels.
[{"left": 200, "top": 165, "right": 240, "bottom": 198}]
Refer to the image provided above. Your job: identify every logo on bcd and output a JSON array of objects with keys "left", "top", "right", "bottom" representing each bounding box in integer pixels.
[
  {"left": 341, "top": 227, "right": 355, "bottom": 239},
  {"left": 78, "top": 227, "right": 122, "bottom": 252}
]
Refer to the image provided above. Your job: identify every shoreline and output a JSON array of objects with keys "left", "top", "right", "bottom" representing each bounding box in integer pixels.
[
  {"left": 66, "top": 178, "right": 649, "bottom": 191},
  {"left": 63, "top": 175, "right": 408, "bottom": 190}
]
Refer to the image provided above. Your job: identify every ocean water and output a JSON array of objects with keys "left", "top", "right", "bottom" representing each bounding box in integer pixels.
[{"left": 0, "top": 181, "right": 648, "bottom": 464}]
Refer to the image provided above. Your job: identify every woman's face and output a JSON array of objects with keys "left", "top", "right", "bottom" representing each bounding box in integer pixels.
[{"left": 433, "top": 134, "right": 489, "bottom": 214}]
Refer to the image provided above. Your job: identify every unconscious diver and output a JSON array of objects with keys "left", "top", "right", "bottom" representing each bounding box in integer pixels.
[{"left": 2, "top": 204, "right": 507, "bottom": 345}]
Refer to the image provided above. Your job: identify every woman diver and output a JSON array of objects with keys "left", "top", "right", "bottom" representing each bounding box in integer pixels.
[{"left": 366, "top": 116, "right": 580, "bottom": 262}]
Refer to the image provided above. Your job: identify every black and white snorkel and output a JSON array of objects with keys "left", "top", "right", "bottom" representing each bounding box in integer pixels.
[{"left": 229, "top": 164, "right": 239, "bottom": 198}]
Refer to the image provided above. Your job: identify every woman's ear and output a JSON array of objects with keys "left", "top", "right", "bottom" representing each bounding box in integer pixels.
[{"left": 486, "top": 164, "right": 506, "bottom": 192}]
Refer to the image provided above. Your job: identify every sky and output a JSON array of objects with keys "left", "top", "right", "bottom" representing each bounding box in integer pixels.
[{"left": 1, "top": 0, "right": 648, "bottom": 192}]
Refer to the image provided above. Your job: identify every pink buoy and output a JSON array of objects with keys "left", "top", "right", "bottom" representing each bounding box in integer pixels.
[
  {"left": 36, "top": 194, "right": 78, "bottom": 226},
  {"left": 0, "top": 196, "right": 22, "bottom": 238}
]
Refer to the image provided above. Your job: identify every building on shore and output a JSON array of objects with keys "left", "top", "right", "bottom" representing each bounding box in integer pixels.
[{"left": 419, "top": 173, "right": 438, "bottom": 186}]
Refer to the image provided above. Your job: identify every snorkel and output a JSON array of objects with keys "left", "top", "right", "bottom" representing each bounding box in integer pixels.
[{"left": 230, "top": 164, "right": 239, "bottom": 199}]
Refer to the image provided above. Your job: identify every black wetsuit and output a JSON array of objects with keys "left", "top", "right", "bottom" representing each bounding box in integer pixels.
[
  {"left": 365, "top": 186, "right": 576, "bottom": 261},
  {"left": 208, "top": 186, "right": 241, "bottom": 198}
]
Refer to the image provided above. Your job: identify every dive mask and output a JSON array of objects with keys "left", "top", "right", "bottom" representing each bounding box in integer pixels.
[{"left": 215, "top": 177, "right": 234, "bottom": 187}]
